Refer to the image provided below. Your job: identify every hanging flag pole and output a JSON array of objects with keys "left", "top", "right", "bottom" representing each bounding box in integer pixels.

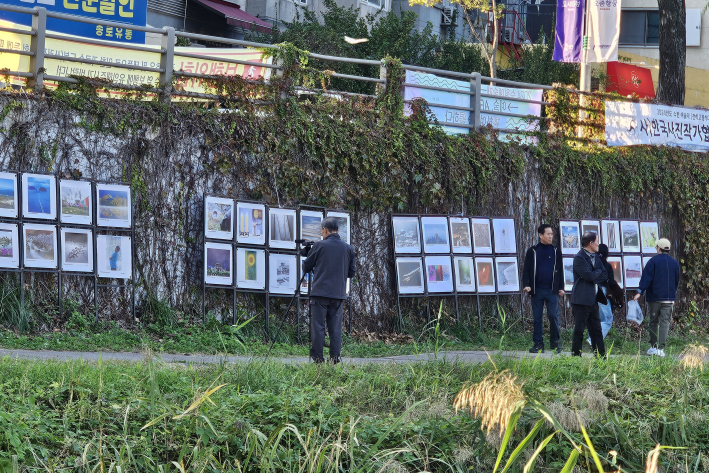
[{"left": 580, "top": 0, "right": 591, "bottom": 92}]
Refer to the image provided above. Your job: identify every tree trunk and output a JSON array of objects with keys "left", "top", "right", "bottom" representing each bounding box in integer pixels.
[{"left": 656, "top": 0, "right": 686, "bottom": 105}]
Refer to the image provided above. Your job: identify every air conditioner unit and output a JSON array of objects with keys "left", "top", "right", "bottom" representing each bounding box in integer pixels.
[{"left": 441, "top": 7, "right": 454, "bottom": 25}]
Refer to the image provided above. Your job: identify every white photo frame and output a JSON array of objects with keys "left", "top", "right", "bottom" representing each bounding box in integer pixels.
[
  {"left": 60, "top": 180, "right": 92, "bottom": 225},
  {"left": 235, "top": 202, "right": 266, "bottom": 245},
  {"left": 607, "top": 256, "right": 624, "bottom": 289},
  {"left": 392, "top": 216, "right": 421, "bottom": 254},
  {"left": 327, "top": 211, "right": 351, "bottom": 245},
  {"left": 471, "top": 218, "right": 492, "bottom": 254},
  {"left": 495, "top": 256, "right": 520, "bottom": 292},
  {"left": 61, "top": 228, "right": 93, "bottom": 272},
  {"left": 640, "top": 221, "right": 659, "bottom": 254},
  {"left": 0, "top": 172, "right": 18, "bottom": 219},
  {"left": 642, "top": 255, "right": 653, "bottom": 270},
  {"left": 562, "top": 257, "right": 574, "bottom": 291},
  {"left": 620, "top": 220, "right": 641, "bottom": 253},
  {"left": 204, "top": 196, "right": 234, "bottom": 241},
  {"left": 22, "top": 173, "right": 57, "bottom": 220},
  {"left": 96, "top": 183, "right": 131, "bottom": 228},
  {"left": 236, "top": 247, "right": 266, "bottom": 290},
  {"left": 424, "top": 255, "right": 454, "bottom": 293},
  {"left": 203, "top": 241, "right": 232, "bottom": 285},
  {"left": 623, "top": 255, "right": 643, "bottom": 288},
  {"left": 475, "top": 257, "right": 495, "bottom": 293},
  {"left": 23, "top": 223, "right": 57, "bottom": 269},
  {"left": 421, "top": 216, "right": 450, "bottom": 254},
  {"left": 0, "top": 222, "right": 20, "bottom": 268},
  {"left": 300, "top": 256, "right": 310, "bottom": 294},
  {"left": 300, "top": 210, "right": 324, "bottom": 241},
  {"left": 492, "top": 218, "right": 516, "bottom": 254},
  {"left": 396, "top": 257, "right": 424, "bottom": 294},
  {"left": 581, "top": 219, "right": 601, "bottom": 238},
  {"left": 601, "top": 220, "right": 621, "bottom": 253},
  {"left": 97, "top": 235, "right": 132, "bottom": 279},
  {"left": 453, "top": 256, "right": 476, "bottom": 292},
  {"left": 269, "top": 252, "right": 297, "bottom": 294},
  {"left": 269, "top": 208, "right": 297, "bottom": 250},
  {"left": 559, "top": 220, "right": 580, "bottom": 255},
  {"left": 449, "top": 217, "right": 472, "bottom": 254}
]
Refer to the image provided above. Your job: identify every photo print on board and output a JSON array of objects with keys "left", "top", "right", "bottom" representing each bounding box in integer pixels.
[
  {"left": 559, "top": 220, "right": 580, "bottom": 255},
  {"left": 454, "top": 256, "right": 476, "bottom": 292},
  {"left": 425, "top": 255, "right": 454, "bottom": 293},
  {"left": 563, "top": 257, "right": 574, "bottom": 291},
  {"left": 396, "top": 257, "right": 424, "bottom": 294},
  {"left": 0, "top": 172, "right": 18, "bottom": 219},
  {"left": 449, "top": 217, "right": 472, "bottom": 254},
  {"left": 392, "top": 216, "right": 421, "bottom": 254},
  {"left": 236, "top": 247, "right": 266, "bottom": 290},
  {"left": 623, "top": 255, "right": 643, "bottom": 288},
  {"left": 601, "top": 220, "right": 621, "bottom": 253},
  {"left": 471, "top": 218, "right": 492, "bottom": 254},
  {"left": 495, "top": 257, "right": 520, "bottom": 292},
  {"left": 492, "top": 218, "right": 516, "bottom": 254},
  {"left": 236, "top": 202, "right": 266, "bottom": 245},
  {"left": 581, "top": 220, "right": 601, "bottom": 239},
  {"left": 269, "top": 208, "right": 297, "bottom": 250},
  {"left": 300, "top": 210, "right": 324, "bottom": 241},
  {"left": 421, "top": 216, "right": 450, "bottom": 253},
  {"left": 96, "top": 184, "right": 131, "bottom": 228},
  {"left": 640, "top": 221, "right": 659, "bottom": 254},
  {"left": 60, "top": 180, "right": 92, "bottom": 225},
  {"left": 203, "top": 241, "right": 232, "bottom": 285},
  {"left": 98, "top": 235, "right": 132, "bottom": 279},
  {"left": 607, "top": 256, "right": 624, "bottom": 289},
  {"left": 61, "top": 228, "right": 93, "bottom": 272},
  {"left": 0, "top": 223, "right": 19, "bottom": 269},
  {"left": 204, "top": 196, "right": 234, "bottom": 241},
  {"left": 475, "top": 257, "right": 495, "bottom": 293},
  {"left": 22, "top": 173, "right": 57, "bottom": 220},
  {"left": 269, "top": 253, "right": 298, "bottom": 294},
  {"left": 327, "top": 211, "right": 351, "bottom": 245},
  {"left": 620, "top": 221, "right": 641, "bottom": 253},
  {"left": 23, "top": 224, "right": 57, "bottom": 269}
]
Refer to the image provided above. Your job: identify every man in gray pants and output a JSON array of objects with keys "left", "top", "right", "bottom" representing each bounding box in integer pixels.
[
  {"left": 302, "top": 217, "right": 356, "bottom": 364},
  {"left": 633, "top": 238, "right": 680, "bottom": 357}
]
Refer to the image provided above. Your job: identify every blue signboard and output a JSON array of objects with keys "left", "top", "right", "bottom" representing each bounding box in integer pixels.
[{"left": 0, "top": 0, "right": 147, "bottom": 43}]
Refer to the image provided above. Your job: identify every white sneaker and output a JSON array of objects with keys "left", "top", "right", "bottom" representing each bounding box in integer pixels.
[
  {"left": 647, "top": 347, "right": 658, "bottom": 355},
  {"left": 657, "top": 349, "right": 666, "bottom": 357}
]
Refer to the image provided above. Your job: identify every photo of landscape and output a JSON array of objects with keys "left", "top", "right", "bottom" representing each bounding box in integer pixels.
[{"left": 0, "top": 176, "right": 15, "bottom": 211}]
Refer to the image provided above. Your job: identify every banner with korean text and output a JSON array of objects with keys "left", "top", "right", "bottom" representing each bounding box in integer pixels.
[
  {"left": 587, "top": 0, "right": 620, "bottom": 62},
  {"left": 605, "top": 101, "right": 709, "bottom": 152},
  {"left": 552, "top": 0, "right": 585, "bottom": 63}
]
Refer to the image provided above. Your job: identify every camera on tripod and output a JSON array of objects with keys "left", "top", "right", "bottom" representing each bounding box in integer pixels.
[{"left": 296, "top": 239, "right": 315, "bottom": 257}]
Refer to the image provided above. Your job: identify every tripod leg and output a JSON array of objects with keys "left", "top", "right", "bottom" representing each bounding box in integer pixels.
[{"left": 268, "top": 271, "right": 309, "bottom": 355}]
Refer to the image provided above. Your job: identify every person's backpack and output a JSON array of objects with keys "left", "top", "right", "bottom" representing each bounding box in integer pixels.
[{"left": 607, "top": 279, "right": 625, "bottom": 309}]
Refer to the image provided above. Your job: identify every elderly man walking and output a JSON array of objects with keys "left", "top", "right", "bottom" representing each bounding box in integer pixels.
[{"left": 633, "top": 238, "right": 680, "bottom": 357}]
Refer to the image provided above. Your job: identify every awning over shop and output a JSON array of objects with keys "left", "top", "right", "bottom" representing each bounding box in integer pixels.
[
  {"left": 193, "top": 0, "right": 273, "bottom": 34},
  {"left": 606, "top": 61, "right": 656, "bottom": 99}
]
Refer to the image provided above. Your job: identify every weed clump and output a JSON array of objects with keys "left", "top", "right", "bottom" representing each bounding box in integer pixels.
[{"left": 680, "top": 344, "right": 707, "bottom": 371}]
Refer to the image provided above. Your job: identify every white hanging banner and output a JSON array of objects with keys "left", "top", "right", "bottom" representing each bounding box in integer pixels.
[{"left": 587, "top": 0, "right": 620, "bottom": 63}]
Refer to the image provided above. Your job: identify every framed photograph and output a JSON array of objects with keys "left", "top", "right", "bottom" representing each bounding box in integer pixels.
[
  {"left": 60, "top": 228, "right": 93, "bottom": 272},
  {"left": 269, "top": 208, "right": 296, "bottom": 250},
  {"left": 204, "top": 196, "right": 233, "bottom": 241},
  {"left": 449, "top": 217, "right": 472, "bottom": 254},
  {"left": 581, "top": 220, "right": 601, "bottom": 239},
  {"left": 97, "top": 184, "right": 131, "bottom": 228},
  {"left": 620, "top": 220, "right": 640, "bottom": 253},
  {"left": 0, "top": 172, "right": 18, "bottom": 219},
  {"left": 495, "top": 256, "right": 520, "bottom": 293},
  {"left": 235, "top": 247, "right": 266, "bottom": 290},
  {"left": 202, "top": 241, "right": 232, "bottom": 285},
  {"left": 23, "top": 223, "right": 57, "bottom": 269},
  {"left": 640, "top": 221, "right": 659, "bottom": 254},
  {"left": 98, "top": 235, "right": 132, "bottom": 279},
  {"left": 60, "top": 180, "right": 92, "bottom": 225},
  {"left": 22, "top": 173, "right": 56, "bottom": 220},
  {"left": 300, "top": 210, "right": 324, "bottom": 241},
  {"left": 559, "top": 220, "right": 580, "bottom": 255},
  {"left": 395, "top": 257, "right": 424, "bottom": 294},
  {"left": 0, "top": 222, "right": 19, "bottom": 268},
  {"left": 492, "top": 218, "right": 516, "bottom": 254},
  {"left": 471, "top": 218, "right": 492, "bottom": 254},
  {"left": 327, "top": 211, "right": 351, "bottom": 245},
  {"left": 300, "top": 256, "right": 310, "bottom": 295},
  {"left": 392, "top": 216, "right": 421, "bottom": 254},
  {"left": 269, "top": 252, "right": 297, "bottom": 295},
  {"left": 623, "top": 255, "right": 643, "bottom": 288},
  {"left": 475, "top": 257, "right": 495, "bottom": 293},
  {"left": 236, "top": 202, "right": 265, "bottom": 245},
  {"left": 607, "top": 256, "right": 624, "bottom": 289},
  {"left": 642, "top": 255, "right": 652, "bottom": 270},
  {"left": 601, "top": 220, "right": 621, "bottom": 253},
  {"left": 453, "top": 256, "right": 475, "bottom": 292},
  {"left": 421, "top": 216, "right": 450, "bottom": 254},
  {"left": 562, "top": 257, "right": 574, "bottom": 291},
  {"left": 425, "top": 255, "right": 454, "bottom": 293}
]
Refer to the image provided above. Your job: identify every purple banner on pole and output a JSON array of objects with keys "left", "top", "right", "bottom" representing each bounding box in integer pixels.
[{"left": 553, "top": 0, "right": 585, "bottom": 63}]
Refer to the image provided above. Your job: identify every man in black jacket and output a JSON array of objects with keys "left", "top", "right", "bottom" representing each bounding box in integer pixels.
[
  {"left": 302, "top": 217, "right": 357, "bottom": 364},
  {"left": 523, "top": 224, "right": 564, "bottom": 354},
  {"left": 571, "top": 232, "right": 608, "bottom": 358}
]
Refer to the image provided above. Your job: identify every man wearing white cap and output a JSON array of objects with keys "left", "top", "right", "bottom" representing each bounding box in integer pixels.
[{"left": 633, "top": 238, "right": 680, "bottom": 357}]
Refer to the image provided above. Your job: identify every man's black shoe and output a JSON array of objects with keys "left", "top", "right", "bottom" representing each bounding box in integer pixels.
[
  {"left": 529, "top": 345, "right": 545, "bottom": 354},
  {"left": 331, "top": 357, "right": 342, "bottom": 365}
]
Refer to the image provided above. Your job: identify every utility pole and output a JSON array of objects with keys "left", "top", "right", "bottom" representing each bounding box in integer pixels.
[{"left": 578, "top": 0, "right": 592, "bottom": 137}]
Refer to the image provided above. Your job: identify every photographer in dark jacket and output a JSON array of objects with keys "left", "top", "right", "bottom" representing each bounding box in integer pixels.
[
  {"left": 522, "top": 224, "right": 564, "bottom": 354},
  {"left": 302, "top": 217, "right": 356, "bottom": 364}
]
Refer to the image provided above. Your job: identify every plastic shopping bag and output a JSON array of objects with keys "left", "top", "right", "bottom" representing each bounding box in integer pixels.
[{"left": 626, "top": 300, "right": 644, "bottom": 325}]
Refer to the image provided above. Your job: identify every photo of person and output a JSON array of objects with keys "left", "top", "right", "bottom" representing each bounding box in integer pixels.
[
  {"left": 60, "top": 180, "right": 92, "bottom": 225},
  {"left": 22, "top": 174, "right": 56, "bottom": 220},
  {"left": 0, "top": 172, "right": 17, "bottom": 219},
  {"left": 97, "top": 235, "right": 132, "bottom": 279},
  {"left": 97, "top": 184, "right": 131, "bottom": 228}
]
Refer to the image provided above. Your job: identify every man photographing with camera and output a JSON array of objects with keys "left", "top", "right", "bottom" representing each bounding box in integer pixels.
[{"left": 301, "top": 217, "right": 356, "bottom": 364}]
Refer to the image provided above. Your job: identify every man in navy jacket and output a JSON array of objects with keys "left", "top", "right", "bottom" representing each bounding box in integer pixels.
[
  {"left": 571, "top": 232, "right": 608, "bottom": 358},
  {"left": 633, "top": 238, "right": 680, "bottom": 357},
  {"left": 302, "top": 217, "right": 357, "bottom": 364}
]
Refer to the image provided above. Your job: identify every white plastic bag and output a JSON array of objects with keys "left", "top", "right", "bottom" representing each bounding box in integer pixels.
[{"left": 626, "top": 300, "right": 644, "bottom": 325}]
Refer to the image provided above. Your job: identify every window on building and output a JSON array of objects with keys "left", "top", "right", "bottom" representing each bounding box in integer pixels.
[
  {"left": 619, "top": 10, "right": 660, "bottom": 45},
  {"left": 364, "top": 0, "right": 385, "bottom": 7}
]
